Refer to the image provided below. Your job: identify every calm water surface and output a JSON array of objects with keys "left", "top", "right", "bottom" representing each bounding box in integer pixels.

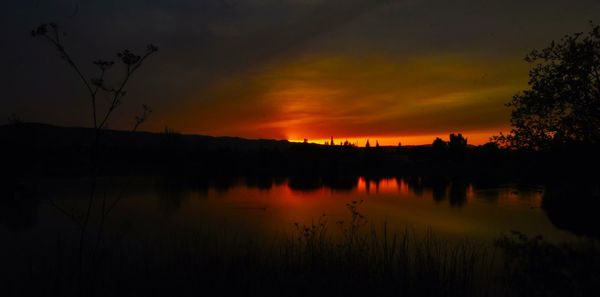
[{"left": 0, "top": 176, "right": 584, "bottom": 245}]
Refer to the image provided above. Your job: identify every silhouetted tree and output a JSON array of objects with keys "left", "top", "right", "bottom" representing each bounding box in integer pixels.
[
  {"left": 365, "top": 139, "right": 370, "bottom": 148},
  {"left": 432, "top": 137, "right": 447, "bottom": 151},
  {"left": 494, "top": 23, "right": 600, "bottom": 149},
  {"left": 432, "top": 137, "right": 448, "bottom": 158},
  {"left": 482, "top": 142, "right": 499, "bottom": 150},
  {"left": 164, "top": 125, "right": 178, "bottom": 134},
  {"left": 479, "top": 142, "right": 500, "bottom": 158},
  {"left": 449, "top": 133, "right": 467, "bottom": 151}
]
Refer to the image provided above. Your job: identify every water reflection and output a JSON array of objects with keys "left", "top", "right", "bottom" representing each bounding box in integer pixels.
[
  {"left": 2, "top": 176, "right": 596, "bottom": 242},
  {"left": 542, "top": 183, "right": 600, "bottom": 239},
  {"left": 288, "top": 176, "right": 322, "bottom": 192},
  {"left": 325, "top": 176, "right": 359, "bottom": 192},
  {"left": 287, "top": 175, "right": 364, "bottom": 193},
  {"left": 428, "top": 177, "right": 448, "bottom": 203},
  {"left": 406, "top": 176, "right": 425, "bottom": 196},
  {"left": 146, "top": 175, "right": 551, "bottom": 217},
  {"left": 244, "top": 175, "right": 283, "bottom": 191},
  {"left": 155, "top": 178, "right": 188, "bottom": 214},
  {"left": 449, "top": 179, "right": 469, "bottom": 208},
  {"left": 394, "top": 176, "right": 471, "bottom": 207}
]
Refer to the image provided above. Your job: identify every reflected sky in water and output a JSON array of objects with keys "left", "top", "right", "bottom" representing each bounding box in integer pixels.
[{"left": 0, "top": 176, "right": 582, "bottom": 245}]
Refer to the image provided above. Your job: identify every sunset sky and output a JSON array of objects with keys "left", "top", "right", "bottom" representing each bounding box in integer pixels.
[{"left": 2, "top": 0, "right": 599, "bottom": 145}]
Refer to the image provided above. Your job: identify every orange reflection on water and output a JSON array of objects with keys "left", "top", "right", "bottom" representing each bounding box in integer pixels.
[
  {"left": 357, "top": 177, "right": 409, "bottom": 194},
  {"left": 503, "top": 188, "right": 544, "bottom": 208},
  {"left": 142, "top": 177, "right": 564, "bottom": 243}
]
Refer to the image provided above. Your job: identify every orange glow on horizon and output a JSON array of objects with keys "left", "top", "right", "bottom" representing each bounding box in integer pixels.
[
  {"left": 288, "top": 130, "right": 506, "bottom": 146},
  {"left": 171, "top": 54, "right": 522, "bottom": 145}
]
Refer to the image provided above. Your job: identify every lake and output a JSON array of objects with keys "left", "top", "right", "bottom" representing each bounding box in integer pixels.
[{"left": 0, "top": 176, "right": 585, "bottom": 245}]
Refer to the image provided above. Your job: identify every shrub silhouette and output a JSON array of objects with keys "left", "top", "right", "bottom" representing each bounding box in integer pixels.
[{"left": 30, "top": 22, "right": 158, "bottom": 286}]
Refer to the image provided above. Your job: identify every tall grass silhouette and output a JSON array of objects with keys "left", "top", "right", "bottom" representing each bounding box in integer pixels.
[{"left": 3, "top": 200, "right": 598, "bottom": 297}]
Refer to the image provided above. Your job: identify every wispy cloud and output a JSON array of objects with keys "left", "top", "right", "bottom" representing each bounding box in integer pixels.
[{"left": 177, "top": 54, "right": 527, "bottom": 143}]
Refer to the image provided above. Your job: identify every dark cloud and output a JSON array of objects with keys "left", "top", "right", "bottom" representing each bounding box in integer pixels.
[{"left": 1, "top": 0, "right": 599, "bottom": 143}]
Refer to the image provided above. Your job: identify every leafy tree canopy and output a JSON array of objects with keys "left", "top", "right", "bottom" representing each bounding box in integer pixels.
[
  {"left": 495, "top": 23, "right": 600, "bottom": 149},
  {"left": 449, "top": 133, "right": 467, "bottom": 151}
]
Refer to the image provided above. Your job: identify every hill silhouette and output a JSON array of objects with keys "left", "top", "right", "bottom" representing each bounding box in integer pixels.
[
  {"left": 1, "top": 122, "right": 598, "bottom": 184},
  {"left": 0, "top": 123, "right": 292, "bottom": 152}
]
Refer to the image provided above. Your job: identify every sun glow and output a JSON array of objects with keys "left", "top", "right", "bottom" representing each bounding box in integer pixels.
[
  {"left": 176, "top": 54, "right": 520, "bottom": 144},
  {"left": 288, "top": 130, "right": 501, "bottom": 146}
]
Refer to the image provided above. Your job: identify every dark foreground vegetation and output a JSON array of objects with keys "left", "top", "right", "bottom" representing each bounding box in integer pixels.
[{"left": 1, "top": 205, "right": 599, "bottom": 297}]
